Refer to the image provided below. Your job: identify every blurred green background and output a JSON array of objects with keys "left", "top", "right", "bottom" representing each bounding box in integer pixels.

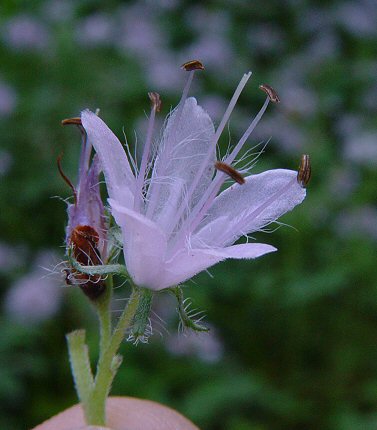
[{"left": 1, "top": 1, "right": 377, "bottom": 429}]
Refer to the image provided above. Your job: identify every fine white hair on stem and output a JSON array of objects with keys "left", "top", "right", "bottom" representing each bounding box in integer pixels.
[
  {"left": 41, "top": 260, "right": 69, "bottom": 277},
  {"left": 150, "top": 310, "right": 169, "bottom": 337},
  {"left": 112, "top": 277, "right": 129, "bottom": 290}
]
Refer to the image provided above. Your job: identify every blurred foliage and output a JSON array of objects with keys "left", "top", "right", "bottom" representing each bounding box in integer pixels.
[{"left": 0, "top": 0, "right": 377, "bottom": 429}]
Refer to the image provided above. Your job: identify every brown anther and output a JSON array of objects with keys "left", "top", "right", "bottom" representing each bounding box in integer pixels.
[
  {"left": 68, "top": 225, "right": 105, "bottom": 301},
  {"left": 215, "top": 161, "right": 245, "bottom": 185},
  {"left": 61, "top": 117, "right": 82, "bottom": 126},
  {"left": 259, "top": 84, "right": 280, "bottom": 103},
  {"left": 181, "top": 60, "right": 205, "bottom": 71},
  {"left": 297, "top": 154, "right": 311, "bottom": 188},
  {"left": 57, "top": 153, "right": 78, "bottom": 203},
  {"left": 148, "top": 92, "right": 162, "bottom": 112}
]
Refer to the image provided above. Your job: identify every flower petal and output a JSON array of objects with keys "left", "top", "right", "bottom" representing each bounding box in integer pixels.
[
  {"left": 109, "top": 199, "right": 167, "bottom": 290},
  {"left": 81, "top": 110, "right": 135, "bottom": 208},
  {"left": 157, "top": 243, "right": 276, "bottom": 290},
  {"left": 194, "top": 169, "right": 306, "bottom": 247},
  {"left": 67, "top": 155, "right": 106, "bottom": 241},
  {"left": 147, "top": 97, "right": 215, "bottom": 232}
]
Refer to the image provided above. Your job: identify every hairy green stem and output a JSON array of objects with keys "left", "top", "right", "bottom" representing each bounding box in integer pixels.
[
  {"left": 66, "top": 330, "right": 94, "bottom": 420},
  {"left": 69, "top": 257, "right": 129, "bottom": 277},
  {"left": 96, "top": 275, "right": 113, "bottom": 357},
  {"left": 84, "top": 286, "right": 141, "bottom": 425}
]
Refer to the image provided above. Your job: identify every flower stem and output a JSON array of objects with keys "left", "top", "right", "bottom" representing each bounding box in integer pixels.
[
  {"left": 84, "top": 286, "right": 141, "bottom": 425},
  {"left": 96, "top": 275, "right": 113, "bottom": 357}
]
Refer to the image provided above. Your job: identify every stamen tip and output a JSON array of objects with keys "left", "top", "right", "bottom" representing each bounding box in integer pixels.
[
  {"left": 215, "top": 161, "right": 245, "bottom": 185},
  {"left": 259, "top": 84, "right": 280, "bottom": 103},
  {"left": 181, "top": 60, "right": 205, "bottom": 71},
  {"left": 61, "top": 117, "right": 82, "bottom": 126},
  {"left": 148, "top": 92, "right": 162, "bottom": 112},
  {"left": 297, "top": 154, "right": 311, "bottom": 187}
]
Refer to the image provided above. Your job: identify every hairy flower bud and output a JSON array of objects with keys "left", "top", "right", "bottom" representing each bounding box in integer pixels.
[{"left": 60, "top": 118, "right": 107, "bottom": 300}]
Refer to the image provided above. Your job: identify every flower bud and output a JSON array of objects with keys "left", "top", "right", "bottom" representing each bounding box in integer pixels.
[{"left": 60, "top": 118, "right": 107, "bottom": 300}]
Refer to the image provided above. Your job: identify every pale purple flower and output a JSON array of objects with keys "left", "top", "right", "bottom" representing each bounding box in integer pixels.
[
  {"left": 306, "top": 31, "right": 340, "bottom": 63},
  {"left": 247, "top": 24, "right": 286, "bottom": 54},
  {"left": 184, "top": 7, "right": 230, "bottom": 35},
  {"left": 76, "top": 13, "right": 115, "bottom": 47},
  {"left": 146, "top": 53, "right": 183, "bottom": 92},
  {"left": 364, "top": 81, "right": 377, "bottom": 111},
  {"left": 335, "top": 206, "right": 377, "bottom": 241},
  {"left": 0, "top": 242, "right": 25, "bottom": 271},
  {"left": 0, "top": 79, "right": 17, "bottom": 117},
  {"left": 343, "top": 131, "right": 377, "bottom": 167},
  {"left": 116, "top": 4, "right": 164, "bottom": 58},
  {"left": 43, "top": 0, "right": 74, "bottom": 23},
  {"left": 254, "top": 113, "right": 306, "bottom": 154},
  {"left": 145, "top": 0, "right": 180, "bottom": 10},
  {"left": 181, "top": 35, "right": 234, "bottom": 71},
  {"left": 114, "top": 5, "right": 182, "bottom": 92},
  {"left": 4, "top": 251, "right": 63, "bottom": 324},
  {"left": 0, "top": 150, "right": 13, "bottom": 176},
  {"left": 2, "top": 15, "right": 50, "bottom": 52},
  {"left": 166, "top": 325, "right": 224, "bottom": 363},
  {"left": 81, "top": 70, "right": 306, "bottom": 291},
  {"left": 336, "top": 1, "right": 377, "bottom": 37},
  {"left": 279, "top": 85, "right": 318, "bottom": 117},
  {"left": 200, "top": 95, "right": 228, "bottom": 122},
  {"left": 299, "top": 6, "right": 334, "bottom": 34},
  {"left": 329, "top": 167, "right": 359, "bottom": 201}
]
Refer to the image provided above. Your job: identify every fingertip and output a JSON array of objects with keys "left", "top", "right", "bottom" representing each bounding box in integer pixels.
[{"left": 32, "top": 396, "right": 199, "bottom": 430}]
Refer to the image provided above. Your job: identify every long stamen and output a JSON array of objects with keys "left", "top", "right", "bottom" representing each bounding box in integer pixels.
[
  {"left": 195, "top": 94, "right": 272, "bottom": 223},
  {"left": 165, "top": 72, "right": 252, "bottom": 238},
  {"left": 224, "top": 96, "right": 270, "bottom": 165},
  {"left": 224, "top": 84, "right": 279, "bottom": 166},
  {"left": 134, "top": 92, "right": 161, "bottom": 212},
  {"left": 146, "top": 62, "right": 201, "bottom": 219},
  {"left": 173, "top": 93, "right": 270, "bottom": 245},
  {"left": 169, "top": 85, "right": 275, "bottom": 255},
  {"left": 62, "top": 116, "right": 92, "bottom": 189},
  {"left": 57, "top": 153, "right": 78, "bottom": 204}
]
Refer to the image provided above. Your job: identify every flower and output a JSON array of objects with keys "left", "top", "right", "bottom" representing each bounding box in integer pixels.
[
  {"left": 4, "top": 251, "right": 63, "bottom": 325},
  {"left": 59, "top": 118, "right": 107, "bottom": 299},
  {"left": 81, "top": 64, "right": 307, "bottom": 291}
]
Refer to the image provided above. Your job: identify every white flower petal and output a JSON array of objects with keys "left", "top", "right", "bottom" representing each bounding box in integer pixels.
[
  {"left": 110, "top": 199, "right": 167, "bottom": 290},
  {"left": 194, "top": 169, "right": 306, "bottom": 247},
  {"left": 81, "top": 110, "right": 135, "bottom": 207},
  {"left": 147, "top": 97, "right": 215, "bottom": 231},
  {"left": 157, "top": 243, "right": 276, "bottom": 290}
]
